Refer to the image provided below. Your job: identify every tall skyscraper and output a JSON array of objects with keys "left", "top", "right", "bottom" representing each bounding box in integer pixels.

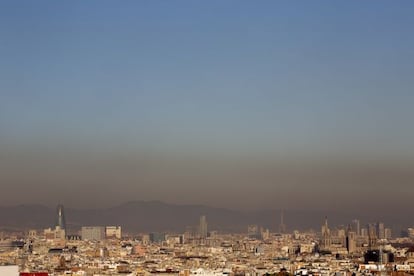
[
  {"left": 346, "top": 225, "right": 357, "bottom": 253},
  {"left": 199, "top": 215, "right": 208, "bottom": 239},
  {"left": 351, "top": 219, "right": 360, "bottom": 236},
  {"left": 368, "top": 223, "right": 377, "bottom": 249},
  {"left": 56, "top": 204, "right": 66, "bottom": 230},
  {"left": 361, "top": 228, "right": 368, "bottom": 237},
  {"left": 377, "top": 222, "right": 385, "bottom": 239},
  {"left": 384, "top": 228, "right": 392, "bottom": 240}
]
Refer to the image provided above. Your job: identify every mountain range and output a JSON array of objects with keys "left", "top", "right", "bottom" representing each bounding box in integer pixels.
[{"left": 0, "top": 201, "right": 408, "bottom": 234}]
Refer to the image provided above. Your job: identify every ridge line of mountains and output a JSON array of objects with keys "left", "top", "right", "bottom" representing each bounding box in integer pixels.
[{"left": 0, "top": 201, "right": 407, "bottom": 234}]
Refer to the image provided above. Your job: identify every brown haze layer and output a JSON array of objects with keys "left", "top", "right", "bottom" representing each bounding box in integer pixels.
[
  {"left": 0, "top": 145, "right": 413, "bottom": 220},
  {"left": 0, "top": 201, "right": 409, "bottom": 233}
]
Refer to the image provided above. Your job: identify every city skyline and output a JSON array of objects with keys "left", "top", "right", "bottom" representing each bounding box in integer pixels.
[
  {"left": 1, "top": 1, "right": 414, "bottom": 214},
  {"left": 2, "top": 203, "right": 414, "bottom": 276},
  {"left": 0, "top": 201, "right": 410, "bottom": 235}
]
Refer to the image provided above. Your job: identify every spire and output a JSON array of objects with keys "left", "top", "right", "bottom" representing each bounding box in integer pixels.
[{"left": 321, "top": 216, "right": 331, "bottom": 250}]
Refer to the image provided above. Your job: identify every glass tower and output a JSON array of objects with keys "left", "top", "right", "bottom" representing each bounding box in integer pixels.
[{"left": 56, "top": 204, "right": 66, "bottom": 230}]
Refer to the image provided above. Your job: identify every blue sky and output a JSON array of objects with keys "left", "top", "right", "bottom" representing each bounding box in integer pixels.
[
  {"left": 0, "top": 1, "right": 413, "bottom": 209},
  {"left": 1, "top": 1, "right": 414, "bottom": 155}
]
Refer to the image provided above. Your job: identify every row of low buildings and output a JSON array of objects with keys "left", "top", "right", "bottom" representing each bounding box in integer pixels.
[
  {"left": 2, "top": 230, "right": 414, "bottom": 276},
  {"left": 42, "top": 225, "right": 122, "bottom": 242}
]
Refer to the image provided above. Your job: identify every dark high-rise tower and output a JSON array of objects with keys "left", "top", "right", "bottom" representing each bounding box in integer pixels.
[{"left": 56, "top": 204, "right": 66, "bottom": 230}]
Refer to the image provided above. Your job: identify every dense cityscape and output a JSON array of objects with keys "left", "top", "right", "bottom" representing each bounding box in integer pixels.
[{"left": 1, "top": 205, "right": 414, "bottom": 276}]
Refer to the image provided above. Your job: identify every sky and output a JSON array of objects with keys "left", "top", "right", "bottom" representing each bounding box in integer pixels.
[{"left": 0, "top": 1, "right": 414, "bottom": 214}]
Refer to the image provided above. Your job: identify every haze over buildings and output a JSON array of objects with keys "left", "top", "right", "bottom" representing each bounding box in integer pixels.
[{"left": 0, "top": 1, "right": 413, "bottom": 218}]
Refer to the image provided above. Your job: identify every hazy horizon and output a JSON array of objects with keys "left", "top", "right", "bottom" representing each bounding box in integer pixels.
[
  {"left": 0, "top": 200, "right": 409, "bottom": 233},
  {"left": 1, "top": 1, "right": 413, "bottom": 217}
]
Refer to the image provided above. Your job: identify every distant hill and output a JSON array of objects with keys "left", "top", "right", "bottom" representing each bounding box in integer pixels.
[
  {"left": 0, "top": 201, "right": 408, "bottom": 234},
  {"left": 0, "top": 204, "right": 54, "bottom": 230}
]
